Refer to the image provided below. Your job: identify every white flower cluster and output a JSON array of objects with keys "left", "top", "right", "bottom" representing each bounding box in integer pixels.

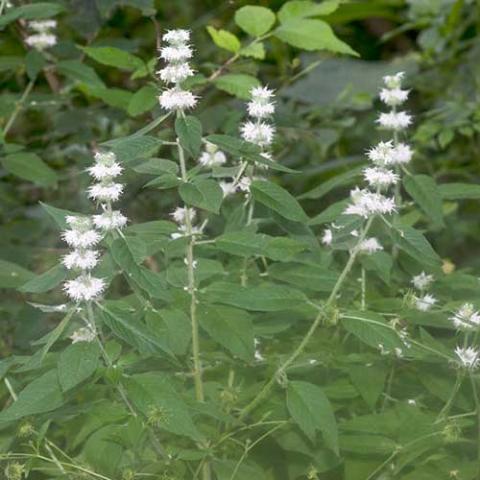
[
  {"left": 241, "top": 86, "right": 275, "bottom": 149},
  {"left": 450, "top": 303, "right": 480, "bottom": 331},
  {"left": 170, "top": 207, "right": 203, "bottom": 239},
  {"left": 62, "top": 215, "right": 105, "bottom": 302},
  {"left": 25, "top": 20, "right": 57, "bottom": 51},
  {"left": 88, "top": 151, "right": 127, "bottom": 231},
  {"left": 410, "top": 271, "right": 436, "bottom": 312},
  {"left": 158, "top": 29, "right": 197, "bottom": 111},
  {"left": 62, "top": 150, "right": 127, "bottom": 303},
  {"left": 198, "top": 142, "right": 227, "bottom": 168},
  {"left": 455, "top": 346, "right": 480, "bottom": 370},
  {"left": 343, "top": 73, "right": 412, "bottom": 225}
]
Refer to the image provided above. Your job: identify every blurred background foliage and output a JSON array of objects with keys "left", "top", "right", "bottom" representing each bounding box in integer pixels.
[{"left": 1, "top": 0, "right": 480, "bottom": 367}]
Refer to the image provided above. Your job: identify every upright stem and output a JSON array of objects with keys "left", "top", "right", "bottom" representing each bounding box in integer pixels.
[
  {"left": 361, "top": 267, "right": 366, "bottom": 311},
  {"left": 3, "top": 79, "right": 35, "bottom": 138},
  {"left": 177, "top": 139, "right": 205, "bottom": 403},
  {"left": 436, "top": 371, "right": 464, "bottom": 421},
  {"left": 469, "top": 373, "right": 480, "bottom": 474},
  {"left": 238, "top": 216, "right": 375, "bottom": 420}
]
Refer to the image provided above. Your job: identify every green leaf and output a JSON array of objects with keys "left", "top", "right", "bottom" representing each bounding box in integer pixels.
[
  {"left": 251, "top": 180, "right": 309, "bottom": 223},
  {"left": 110, "top": 237, "right": 170, "bottom": 301},
  {"left": 127, "top": 85, "right": 158, "bottom": 116},
  {"left": 175, "top": 115, "right": 203, "bottom": 156},
  {"left": 99, "top": 305, "right": 174, "bottom": 358},
  {"left": 439, "top": 182, "right": 480, "bottom": 200},
  {"left": 239, "top": 43, "right": 266, "bottom": 59},
  {"left": 146, "top": 309, "right": 191, "bottom": 355},
  {"left": 269, "top": 263, "right": 338, "bottom": 292},
  {"left": 58, "top": 342, "right": 100, "bottom": 391},
  {"left": 206, "top": 134, "right": 298, "bottom": 174},
  {"left": 2, "top": 152, "right": 57, "bottom": 186},
  {"left": 0, "top": 370, "right": 63, "bottom": 424},
  {"left": 0, "top": 3, "right": 64, "bottom": 29},
  {"left": 82, "top": 85, "right": 133, "bottom": 110},
  {"left": 403, "top": 174, "right": 444, "bottom": 226},
  {"left": 341, "top": 311, "right": 403, "bottom": 351},
  {"left": 391, "top": 223, "right": 442, "bottom": 269},
  {"left": 287, "top": 381, "right": 339, "bottom": 454},
  {"left": 20, "top": 263, "right": 67, "bottom": 293},
  {"left": 206, "top": 26, "right": 241, "bottom": 52},
  {"left": 198, "top": 304, "right": 254, "bottom": 361},
  {"left": 214, "top": 73, "right": 261, "bottom": 100},
  {"left": 0, "top": 56, "right": 23, "bottom": 72},
  {"left": 0, "top": 259, "right": 34, "bottom": 288},
  {"left": 103, "top": 135, "right": 162, "bottom": 163},
  {"left": 203, "top": 281, "right": 306, "bottom": 311},
  {"left": 278, "top": 0, "right": 340, "bottom": 23},
  {"left": 132, "top": 158, "right": 178, "bottom": 175},
  {"left": 57, "top": 60, "right": 105, "bottom": 88},
  {"left": 126, "top": 373, "right": 201, "bottom": 440},
  {"left": 299, "top": 166, "right": 363, "bottom": 200},
  {"left": 25, "top": 49, "right": 46, "bottom": 80},
  {"left": 348, "top": 364, "right": 388, "bottom": 409},
  {"left": 40, "top": 202, "right": 78, "bottom": 229},
  {"left": 179, "top": 179, "right": 223, "bottom": 214},
  {"left": 81, "top": 46, "right": 144, "bottom": 71},
  {"left": 234, "top": 6, "right": 276, "bottom": 37},
  {"left": 274, "top": 19, "right": 357, "bottom": 55}
]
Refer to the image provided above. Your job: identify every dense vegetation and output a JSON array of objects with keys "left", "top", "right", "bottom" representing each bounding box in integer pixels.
[{"left": 1, "top": 1, "right": 480, "bottom": 479}]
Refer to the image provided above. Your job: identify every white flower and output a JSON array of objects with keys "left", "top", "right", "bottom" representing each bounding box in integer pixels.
[
  {"left": 159, "top": 45, "right": 193, "bottom": 62},
  {"left": 238, "top": 176, "right": 252, "bottom": 193},
  {"left": 450, "top": 303, "right": 480, "bottom": 331},
  {"left": 321, "top": 229, "right": 333, "bottom": 246},
  {"left": 93, "top": 210, "right": 128, "bottom": 230},
  {"left": 30, "top": 20, "right": 57, "bottom": 32},
  {"left": 455, "top": 346, "right": 480, "bottom": 370},
  {"left": 88, "top": 183, "right": 123, "bottom": 202},
  {"left": 415, "top": 294, "right": 437, "bottom": 312},
  {"left": 367, "top": 141, "right": 394, "bottom": 165},
  {"left": 247, "top": 86, "right": 276, "bottom": 119},
  {"left": 198, "top": 144, "right": 227, "bottom": 167},
  {"left": 377, "top": 111, "right": 412, "bottom": 130},
  {"left": 158, "top": 63, "right": 194, "bottom": 84},
  {"left": 247, "top": 101, "right": 275, "bottom": 119},
  {"left": 94, "top": 151, "right": 117, "bottom": 164},
  {"left": 412, "top": 271, "right": 434, "bottom": 291},
  {"left": 70, "top": 327, "right": 96, "bottom": 344},
  {"left": 241, "top": 121, "right": 275, "bottom": 147},
  {"left": 170, "top": 224, "right": 203, "bottom": 239},
  {"left": 344, "top": 187, "right": 396, "bottom": 218},
  {"left": 62, "top": 229, "right": 101, "bottom": 248},
  {"left": 383, "top": 72, "right": 404, "bottom": 89},
  {"left": 387, "top": 143, "right": 413, "bottom": 165},
  {"left": 25, "top": 33, "right": 57, "bottom": 50},
  {"left": 358, "top": 237, "right": 383, "bottom": 254},
  {"left": 219, "top": 181, "right": 237, "bottom": 197},
  {"left": 87, "top": 162, "right": 123, "bottom": 180},
  {"left": 171, "top": 207, "right": 196, "bottom": 224},
  {"left": 379, "top": 88, "right": 409, "bottom": 107},
  {"left": 62, "top": 249, "right": 99, "bottom": 270},
  {"left": 363, "top": 166, "right": 399, "bottom": 189},
  {"left": 163, "top": 29, "right": 190, "bottom": 45},
  {"left": 66, "top": 215, "right": 93, "bottom": 230},
  {"left": 64, "top": 275, "right": 106, "bottom": 302},
  {"left": 159, "top": 88, "right": 197, "bottom": 111}
]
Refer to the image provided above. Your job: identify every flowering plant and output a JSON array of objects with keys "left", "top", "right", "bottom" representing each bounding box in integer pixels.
[{"left": 1, "top": 2, "right": 480, "bottom": 480}]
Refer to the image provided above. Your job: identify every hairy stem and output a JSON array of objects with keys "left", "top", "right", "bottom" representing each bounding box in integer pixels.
[
  {"left": 238, "top": 216, "right": 375, "bottom": 420},
  {"left": 177, "top": 134, "right": 210, "bottom": 480}
]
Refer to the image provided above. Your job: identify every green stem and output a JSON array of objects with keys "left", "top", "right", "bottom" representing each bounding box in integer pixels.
[
  {"left": 176, "top": 130, "right": 210, "bottom": 480},
  {"left": 469, "top": 373, "right": 480, "bottom": 476},
  {"left": 360, "top": 267, "right": 366, "bottom": 311},
  {"left": 237, "top": 216, "right": 375, "bottom": 421},
  {"left": 2, "top": 79, "right": 35, "bottom": 139},
  {"left": 436, "top": 371, "right": 464, "bottom": 421}
]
